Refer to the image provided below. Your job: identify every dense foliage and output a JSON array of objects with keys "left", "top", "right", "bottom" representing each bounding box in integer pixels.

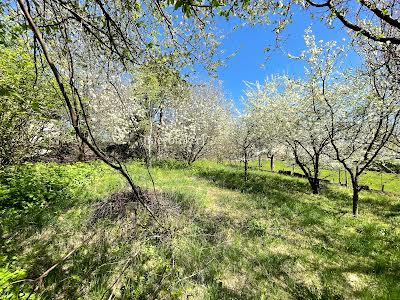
[{"left": 0, "top": 45, "right": 63, "bottom": 166}]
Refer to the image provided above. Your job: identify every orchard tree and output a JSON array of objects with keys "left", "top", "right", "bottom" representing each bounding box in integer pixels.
[
  {"left": 283, "top": 32, "right": 341, "bottom": 194},
  {"left": 233, "top": 110, "right": 261, "bottom": 181},
  {"left": 326, "top": 75, "right": 399, "bottom": 216},
  {"left": 204, "top": 114, "right": 237, "bottom": 163},
  {"left": 283, "top": 81, "right": 331, "bottom": 195},
  {"left": 130, "top": 60, "right": 187, "bottom": 163},
  {"left": 162, "top": 82, "right": 231, "bottom": 165},
  {"left": 297, "top": 30, "right": 400, "bottom": 216},
  {"left": 10, "top": 0, "right": 223, "bottom": 213},
  {"left": 245, "top": 74, "right": 331, "bottom": 194},
  {"left": 244, "top": 80, "right": 288, "bottom": 172}
]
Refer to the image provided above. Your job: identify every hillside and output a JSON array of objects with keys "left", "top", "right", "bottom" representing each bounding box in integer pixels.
[{"left": 1, "top": 161, "right": 399, "bottom": 299}]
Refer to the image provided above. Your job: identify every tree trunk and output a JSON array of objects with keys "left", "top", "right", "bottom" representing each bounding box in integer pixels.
[
  {"left": 352, "top": 177, "right": 359, "bottom": 217},
  {"left": 352, "top": 188, "right": 359, "bottom": 217},
  {"left": 244, "top": 151, "right": 248, "bottom": 181},
  {"left": 270, "top": 155, "right": 274, "bottom": 172},
  {"left": 293, "top": 149, "right": 320, "bottom": 194},
  {"left": 311, "top": 178, "right": 319, "bottom": 194},
  {"left": 155, "top": 106, "right": 163, "bottom": 160},
  {"left": 147, "top": 121, "right": 153, "bottom": 167},
  {"left": 312, "top": 185, "right": 319, "bottom": 194},
  {"left": 77, "top": 138, "right": 86, "bottom": 161},
  {"left": 313, "top": 156, "right": 320, "bottom": 194},
  {"left": 258, "top": 154, "right": 262, "bottom": 170}
]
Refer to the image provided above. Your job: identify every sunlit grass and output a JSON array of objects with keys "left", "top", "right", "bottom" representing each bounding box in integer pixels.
[
  {"left": 1, "top": 160, "right": 399, "bottom": 299},
  {"left": 244, "top": 159, "right": 400, "bottom": 194}
]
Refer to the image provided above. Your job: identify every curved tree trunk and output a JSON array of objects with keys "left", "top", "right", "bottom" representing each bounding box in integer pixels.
[
  {"left": 293, "top": 149, "right": 320, "bottom": 195},
  {"left": 17, "top": 0, "right": 159, "bottom": 224}
]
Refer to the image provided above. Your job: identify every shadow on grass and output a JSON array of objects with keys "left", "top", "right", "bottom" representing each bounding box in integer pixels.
[
  {"left": 197, "top": 166, "right": 310, "bottom": 195},
  {"left": 323, "top": 182, "right": 400, "bottom": 218},
  {"left": 151, "top": 159, "right": 190, "bottom": 170},
  {"left": 2, "top": 163, "right": 399, "bottom": 299},
  {"left": 195, "top": 166, "right": 400, "bottom": 299}
]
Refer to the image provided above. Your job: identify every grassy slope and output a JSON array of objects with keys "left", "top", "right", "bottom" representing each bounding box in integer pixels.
[
  {"left": 245, "top": 160, "right": 400, "bottom": 194},
  {"left": 1, "top": 160, "right": 399, "bottom": 299}
]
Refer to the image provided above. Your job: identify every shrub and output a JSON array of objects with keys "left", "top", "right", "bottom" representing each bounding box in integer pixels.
[
  {"left": 151, "top": 159, "right": 189, "bottom": 170},
  {"left": 0, "top": 162, "right": 94, "bottom": 210}
]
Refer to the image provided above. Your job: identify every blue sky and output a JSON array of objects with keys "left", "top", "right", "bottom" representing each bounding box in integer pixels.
[{"left": 213, "top": 7, "right": 362, "bottom": 107}]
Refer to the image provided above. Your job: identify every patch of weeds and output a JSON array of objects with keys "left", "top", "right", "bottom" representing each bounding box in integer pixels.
[
  {"left": 152, "top": 159, "right": 189, "bottom": 170},
  {"left": 168, "top": 191, "right": 197, "bottom": 211},
  {"left": 299, "top": 206, "right": 326, "bottom": 226},
  {"left": 206, "top": 281, "right": 245, "bottom": 300},
  {"left": 0, "top": 266, "right": 28, "bottom": 299},
  {"left": 246, "top": 218, "right": 268, "bottom": 236}
]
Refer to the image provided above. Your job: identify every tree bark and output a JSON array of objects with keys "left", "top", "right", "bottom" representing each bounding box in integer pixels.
[
  {"left": 77, "top": 139, "right": 85, "bottom": 161},
  {"left": 310, "top": 178, "right": 319, "bottom": 194},
  {"left": 307, "top": 176, "right": 320, "bottom": 194},
  {"left": 351, "top": 177, "right": 359, "bottom": 217},
  {"left": 244, "top": 150, "right": 248, "bottom": 181},
  {"left": 155, "top": 106, "right": 163, "bottom": 160},
  {"left": 313, "top": 154, "right": 320, "bottom": 194},
  {"left": 270, "top": 155, "right": 274, "bottom": 172}
]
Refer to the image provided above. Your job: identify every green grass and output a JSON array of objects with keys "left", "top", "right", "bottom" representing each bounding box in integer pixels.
[
  {"left": 243, "top": 159, "right": 400, "bottom": 194},
  {"left": 1, "top": 160, "right": 399, "bottom": 299}
]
